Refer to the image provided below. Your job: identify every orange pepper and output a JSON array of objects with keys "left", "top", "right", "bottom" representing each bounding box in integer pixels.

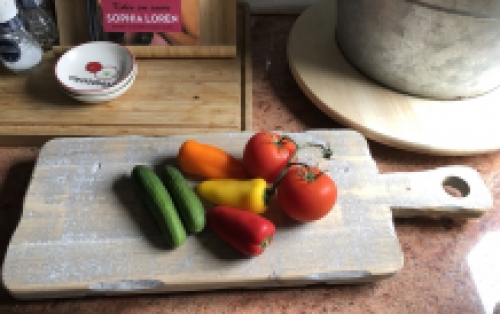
[{"left": 177, "top": 140, "right": 248, "bottom": 180}]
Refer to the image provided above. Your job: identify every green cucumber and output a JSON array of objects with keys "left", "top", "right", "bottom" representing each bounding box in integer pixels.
[
  {"left": 132, "top": 165, "right": 187, "bottom": 248},
  {"left": 163, "top": 165, "right": 206, "bottom": 234}
]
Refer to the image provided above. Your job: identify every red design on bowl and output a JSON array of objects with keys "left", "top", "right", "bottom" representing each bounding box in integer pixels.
[{"left": 86, "top": 62, "right": 103, "bottom": 74}]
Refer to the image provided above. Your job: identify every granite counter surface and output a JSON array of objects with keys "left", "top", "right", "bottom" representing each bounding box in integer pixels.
[{"left": 1, "top": 15, "right": 500, "bottom": 314}]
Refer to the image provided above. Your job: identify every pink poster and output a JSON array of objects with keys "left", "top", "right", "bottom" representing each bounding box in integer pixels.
[{"left": 100, "top": 0, "right": 182, "bottom": 33}]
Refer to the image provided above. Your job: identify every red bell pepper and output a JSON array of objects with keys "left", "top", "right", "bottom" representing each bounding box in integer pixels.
[{"left": 207, "top": 205, "right": 276, "bottom": 256}]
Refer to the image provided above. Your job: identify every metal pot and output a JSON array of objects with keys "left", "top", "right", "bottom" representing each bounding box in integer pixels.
[{"left": 336, "top": 0, "right": 500, "bottom": 100}]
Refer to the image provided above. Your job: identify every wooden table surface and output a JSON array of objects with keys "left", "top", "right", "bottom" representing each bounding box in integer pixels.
[{"left": 1, "top": 15, "right": 500, "bottom": 314}]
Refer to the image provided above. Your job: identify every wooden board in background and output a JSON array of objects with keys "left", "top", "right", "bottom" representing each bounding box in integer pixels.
[
  {"left": 0, "top": 4, "right": 251, "bottom": 147},
  {"left": 1, "top": 130, "right": 492, "bottom": 299},
  {"left": 288, "top": 0, "right": 500, "bottom": 156},
  {"left": 54, "top": 0, "right": 237, "bottom": 58}
]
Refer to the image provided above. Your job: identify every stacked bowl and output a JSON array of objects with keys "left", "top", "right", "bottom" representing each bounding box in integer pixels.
[{"left": 55, "top": 42, "right": 137, "bottom": 103}]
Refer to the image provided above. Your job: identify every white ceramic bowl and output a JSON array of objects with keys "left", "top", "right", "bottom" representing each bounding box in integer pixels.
[
  {"left": 64, "top": 64, "right": 138, "bottom": 103},
  {"left": 55, "top": 41, "right": 136, "bottom": 95}
]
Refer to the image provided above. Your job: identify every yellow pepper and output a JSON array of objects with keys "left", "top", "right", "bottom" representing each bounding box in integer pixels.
[{"left": 196, "top": 178, "right": 269, "bottom": 214}]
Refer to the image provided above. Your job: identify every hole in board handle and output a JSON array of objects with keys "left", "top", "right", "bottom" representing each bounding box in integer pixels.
[{"left": 442, "top": 176, "right": 470, "bottom": 198}]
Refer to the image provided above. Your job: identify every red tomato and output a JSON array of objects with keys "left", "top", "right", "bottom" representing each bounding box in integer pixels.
[
  {"left": 243, "top": 132, "right": 297, "bottom": 183},
  {"left": 277, "top": 165, "right": 337, "bottom": 222}
]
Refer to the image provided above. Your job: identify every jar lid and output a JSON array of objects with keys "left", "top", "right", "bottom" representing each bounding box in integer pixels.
[
  {"left": 19, "top": 0, "right": 42, "bottom": 10},
  {"left": 0, "top": 0, "right": 19, "bottom": 23}
]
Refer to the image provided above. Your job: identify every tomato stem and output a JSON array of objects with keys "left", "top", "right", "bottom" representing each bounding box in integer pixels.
[
  {"left": 264, "top": 162, "right": 293, "bottom": 203},
  {"left": 260, "top": 236, "right": 272, "bottom": 249},
  {"left": 296, "top": 164, "right": 325, "bottom": 182},
  {"left": 264, "top": 135, "right": 301, "bottom": 202},
  {"left": 267, "top": 133, "right": 297, "bottom": 151},
  {"left": 264, "top": 135, "right": 331, "bottom": 202},
  {"left": 265, "top": 161, "right": 326, "bottom": 204},
  {"left": 300, "top": 142, "right": 333, "bottom": 159}
]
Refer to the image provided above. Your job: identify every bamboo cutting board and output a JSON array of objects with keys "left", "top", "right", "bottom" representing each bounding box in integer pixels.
[
  {"left": 288, "top": 0, "right": 500, "bottom": 156},
  {"left": 0, "top": 4, "right": 251, "bottom": 147},
  {"left": 1, "top": 130, "right": 492, "bottom": 300}
]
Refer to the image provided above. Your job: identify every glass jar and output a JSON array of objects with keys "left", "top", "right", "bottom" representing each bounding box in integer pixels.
[{"left": 0, "top": 0, "right": 43, "bottom": 74}]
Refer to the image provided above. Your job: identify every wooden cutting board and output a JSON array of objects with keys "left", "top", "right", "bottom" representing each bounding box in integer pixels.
[
  {"left": 0, "top": 4, "right": 251, "bottom": 147},
  {"left": 288, "top": 0, "right": 500, "bottom": 156},
  {"left": 1, "top": 130, "right": 492, "bottom": 300}
]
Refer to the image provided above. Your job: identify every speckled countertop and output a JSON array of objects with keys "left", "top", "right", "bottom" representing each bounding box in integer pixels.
[{"left": 1, "top": 15, "right": 500, "bottom": 314}]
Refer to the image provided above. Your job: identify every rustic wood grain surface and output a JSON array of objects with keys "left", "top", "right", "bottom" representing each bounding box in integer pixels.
[{"left": 1, "top": 131, "right": 401, "bottom": 299}]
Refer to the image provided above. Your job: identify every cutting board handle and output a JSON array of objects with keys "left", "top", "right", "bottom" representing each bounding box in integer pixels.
[{"left": 381, "top": 165, "right": 493, "bottom": 219}]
